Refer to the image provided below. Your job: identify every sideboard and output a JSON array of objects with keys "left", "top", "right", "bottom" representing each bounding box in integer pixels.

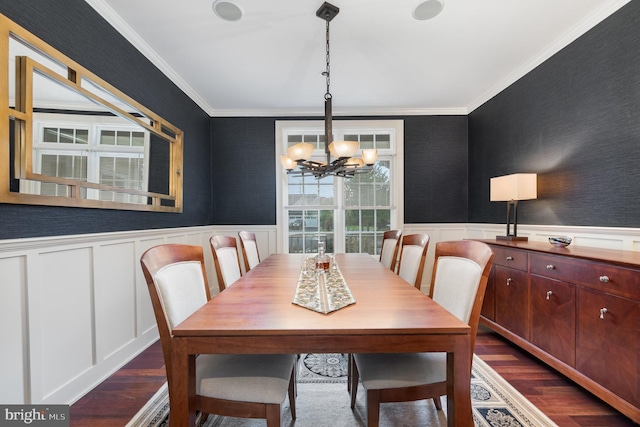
[{"left": 477, "top": 240, "right": 640, "bottom": 424}]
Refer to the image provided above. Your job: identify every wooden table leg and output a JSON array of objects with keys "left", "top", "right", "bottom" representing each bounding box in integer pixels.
[{"left": 446, "top": 334, "right": 473, "bottom": 427}]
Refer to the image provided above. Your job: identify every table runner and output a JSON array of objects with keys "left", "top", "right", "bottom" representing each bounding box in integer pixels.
[{"left": 292, "top": 256, "right": 356, "bottom": 314}]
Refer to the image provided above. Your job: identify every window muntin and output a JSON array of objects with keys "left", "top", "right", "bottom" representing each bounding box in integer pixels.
[{"left": 23, "top": 114, "right": 149, "bottom": 204}]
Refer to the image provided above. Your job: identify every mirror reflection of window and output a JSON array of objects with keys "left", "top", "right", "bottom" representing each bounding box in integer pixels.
[
  {"left": 25, "top": 110, "right": 151, "bottom": 205},
  {"left": 3, "top": 15, "right": 183, "bottom": 212}
]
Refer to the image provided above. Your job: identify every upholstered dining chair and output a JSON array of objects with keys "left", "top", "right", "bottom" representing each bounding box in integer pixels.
[
  {"left": 140, "top": 244, "right": 296, "bottom": 427},
  {"left": 210, "top": 235, "right": 243, "bottom": 291},
  {"left": 379, "top": 229, "right": 402, "bottom": 272},
  {"left": 396, "top": 233, "right": 430, "bottom": 288},
  {"left": 238, "top": 231, "right": 260, "bottom": 272},
  {"left": 349, "top": 240, "right": 494, "bottom": 426}
]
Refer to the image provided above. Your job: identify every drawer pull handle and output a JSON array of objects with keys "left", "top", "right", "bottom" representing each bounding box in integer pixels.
[
  {"left": 506, "top": 278, "right": 512, "bottom": 286},
  {"left": 599, "top": 308, "right": 608, "bottom": 319},
  {"left": 599, "top": 275, "right": 609, "bottom": 283},
  {"left": 546, "top": 264, "right": 555, "bottom": 270},
  {"left": 546, "top": 291, "right": 553, "bottom": 300},
  {"left": 506, "top": 256, "right": 514, "bottom": 261}
]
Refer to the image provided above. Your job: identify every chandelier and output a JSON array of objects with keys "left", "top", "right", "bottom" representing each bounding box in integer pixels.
[{"left": 280, "top": 2, "right": 378, "bottom": 179}]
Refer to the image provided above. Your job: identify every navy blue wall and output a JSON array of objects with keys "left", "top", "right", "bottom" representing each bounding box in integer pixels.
[
  {"left": 0, "top": 0, "right": 212, "bottom": 239},
  {"left": 3, "top": 0, "right": 638, "bottom": 238},
  {"left": 210, "top": 115, "right": 469, "bottom": 225},
  {"left": 468, "top": 1, "right": 640, "bottom": 228}
]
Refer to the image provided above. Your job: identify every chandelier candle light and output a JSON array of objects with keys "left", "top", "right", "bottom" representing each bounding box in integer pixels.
[{"left": 280, "top": 2, "right": 378, "bottom": 178}]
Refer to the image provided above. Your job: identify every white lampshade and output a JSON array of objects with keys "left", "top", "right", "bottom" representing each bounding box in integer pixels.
[
  {"left": 280, "top": 155, "right": 298, "bottom": 171},
  {"left": 328, "top": 140, "right": 359, "bottom": 159},
  {"left": 490, "top": 173, "right": 537, "bottom": 201},
  {"left": 286, "top": 142, "right": 315, "bottom": 161},
  {"left": 328, "top": 142, "right": 337, "bottom": 159},
  {"left": 361, "top": 149, "right": 378, "bottom": 165}
]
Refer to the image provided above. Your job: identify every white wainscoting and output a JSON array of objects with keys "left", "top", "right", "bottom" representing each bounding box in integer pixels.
[
  {"left": 1, "top": 222, "right": 638, "bottom": 405},
  {"left": 0, "top": 225, "right": 276, "bottom": 405}
]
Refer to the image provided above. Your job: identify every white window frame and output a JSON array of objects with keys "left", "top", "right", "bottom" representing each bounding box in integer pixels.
[
  {"left": 275, "top": 119, "right": 404, "bottom": 253},
  {"left": 23, "top": 113, "right": 150, "bottom": 200}
]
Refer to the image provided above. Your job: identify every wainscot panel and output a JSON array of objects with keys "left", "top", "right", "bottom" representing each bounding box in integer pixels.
[
  {"left": 1, "top": 222, "right": 636, "bottom": 404},
  {"left": 0, "top": 225, "right": 275, "bottom": 405}
]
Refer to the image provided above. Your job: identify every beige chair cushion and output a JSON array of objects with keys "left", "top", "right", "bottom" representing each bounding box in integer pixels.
[
  {"left": 432, "top": 256, "right": 482, "bottom": 323},
  {"left": 354, "top": 256, "right": 483, "bottom": 392},
  {"left": 398, "top": 245, "right": 423, "bottom": 285},
  {"left": 354, "top": 352, "right": 446, "bottom": 390},
  {"left": 243, "top": 240, "right": 260, "bottom": 270},
  {"left": 197, "top": 354, "right": 296, "bottom": 403},
  {"left": 154, "top": 261, "right": 207, "bottom": 329},
  {"left": 380, "top": 238, "right": 398, "bottom": 270},
  {"left": 217, "top": 247, "right": 241, "bottom": 287}
]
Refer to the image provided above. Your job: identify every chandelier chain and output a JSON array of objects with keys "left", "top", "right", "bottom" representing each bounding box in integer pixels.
[
  {"left": 280, "top": 2, "right": 377, "bottom": 179},
  {"left": 325, "top": 17, "right": 331, "bottom": 100}
]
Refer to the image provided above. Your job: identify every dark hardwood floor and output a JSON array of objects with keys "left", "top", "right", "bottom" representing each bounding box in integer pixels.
[
  {"left": 474, "top": 327, "right": 635, "bottom": 427},
  {"left": 70, "top": 329, "right": 636, "bottom": 426},
  {"left": 70, "top": 340, "right": 166, "bottom": 427}
]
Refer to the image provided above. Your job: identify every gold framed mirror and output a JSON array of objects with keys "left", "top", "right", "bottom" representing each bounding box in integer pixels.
[{"left": 1, "top": 14, "right": 183, "bottom": 212}]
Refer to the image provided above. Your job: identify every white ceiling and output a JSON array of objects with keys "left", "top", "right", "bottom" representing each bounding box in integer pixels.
[{"left": 86, "top": 0, "right": 630, "bottom": 117}]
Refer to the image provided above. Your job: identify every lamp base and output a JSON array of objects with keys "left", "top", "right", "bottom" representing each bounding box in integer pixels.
[{"left": 496, "top": 235, "right": 528, "bottom": 241}]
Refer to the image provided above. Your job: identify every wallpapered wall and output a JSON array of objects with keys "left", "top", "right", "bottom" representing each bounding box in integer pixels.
[
  {"left": 209, "top": 115, "right": 469, "bottom": 225},
  {"left": 0, "top": 0, "right": 212, "bottom": 239},
  {"left": 468, "top": 0, "right": 640, "bottom": 228},
  {"left": 2, "top": 1, "right": 637, "bottom": 239}
]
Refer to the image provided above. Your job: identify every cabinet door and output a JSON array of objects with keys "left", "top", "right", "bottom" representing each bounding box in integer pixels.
[
  {"left": 577, "top": 288, "right": 640, "bottom": 407},
  {"left": 481, "top": 267, "right": 495, "bottom": 320},
  {"left": 494, "top": 265, "right": 529, "bottom": 339},
  {"left": 530, "top": 275, "right": 575, "bottom": 366}
]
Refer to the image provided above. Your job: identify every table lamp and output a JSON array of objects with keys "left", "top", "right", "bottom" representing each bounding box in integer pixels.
[{"left": 490, "top": 173, "right": 537, "bottom": 241}]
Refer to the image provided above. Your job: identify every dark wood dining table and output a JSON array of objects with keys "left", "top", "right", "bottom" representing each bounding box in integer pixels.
[{"left": 170, "top": 253, "right": 473, "bottom": 426}]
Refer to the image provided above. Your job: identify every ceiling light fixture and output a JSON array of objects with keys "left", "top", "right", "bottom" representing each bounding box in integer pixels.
[
  {"left": 413, "top": 0, "right": 444, "bottom": 21},
  {"left": 212, "top": 0, "right": 242, "bottom": 22},
  {"left": 280, "top": 2, "right": 378, "bottom": 179}
]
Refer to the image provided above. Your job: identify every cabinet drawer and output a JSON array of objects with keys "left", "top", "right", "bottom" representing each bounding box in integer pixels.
[
  {"left": 530, "top": 253, "right": 640, "bottom": 301},
  {"left": 491, "top": 246, "right": 528, "bottom": 271}
]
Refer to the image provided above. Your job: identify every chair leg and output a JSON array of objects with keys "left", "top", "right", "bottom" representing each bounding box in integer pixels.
[
  {"left": 432, "top": 396, "right": 442, "bottom": 410},
  {"left": 288, "top": 366, "right": 297, "bottom": 420},
  {"left": 349, "top": 357, "right": 359, "bottom": 409},
  {"left": 265, "top": 404, "right": 280, "bottom": 427},
  {"left": 366, "top": 389, "right": 381, "bottom": 427}
]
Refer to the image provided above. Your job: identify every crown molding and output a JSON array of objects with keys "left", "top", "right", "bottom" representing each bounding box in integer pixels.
[
  {"left": 85, "top": 0, "right": 630, "bottom": 118},
  {"left": 84, "top": 0, "right": 214, "bottom": 114},
  {"left": 467, "top": 0, "right": 631, "bottom": 113},
  {"left": 210, "top": 106, "right": 468, "bottom": 118}
]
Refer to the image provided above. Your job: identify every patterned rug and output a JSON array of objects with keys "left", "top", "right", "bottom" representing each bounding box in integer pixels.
[{"left": 127, "top": 354, "right": 557, "bottom": 427}]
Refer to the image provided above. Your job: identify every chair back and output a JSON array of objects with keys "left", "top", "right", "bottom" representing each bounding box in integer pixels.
[
  {"left": 396, "top": 233, "right": 430, "bottom": 288},
  {"left": 238, "top": 231, "right": 260, "bottom": 272},
  {"left": 379, "top": 230, "right": 402, "bottom": 271},
  {"left": 210, "top": 235, "right": 243, "bottom": 291},
  {"left": 140, "top": 244, "right": 211, "bottom": 384},
  {"left": 429, "top": 240, "right": 494, "bottom": 356}
]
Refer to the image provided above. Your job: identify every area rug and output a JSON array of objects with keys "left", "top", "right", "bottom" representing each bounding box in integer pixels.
[{"left": 127, "top": 353, "right": 558, "bottom": 427}]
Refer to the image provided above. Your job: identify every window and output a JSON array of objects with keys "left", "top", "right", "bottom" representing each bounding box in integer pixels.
[
  {"left": 23, "top": 113, "right": 149, "bottom": 204},
  {"left": 276, "top": 120, "right": 403, "bottom": 255}
]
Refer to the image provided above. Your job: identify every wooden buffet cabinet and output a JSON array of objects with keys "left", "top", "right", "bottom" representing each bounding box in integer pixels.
[{"left": 478, "top": 240, "right": 640, "bottom": 423}]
